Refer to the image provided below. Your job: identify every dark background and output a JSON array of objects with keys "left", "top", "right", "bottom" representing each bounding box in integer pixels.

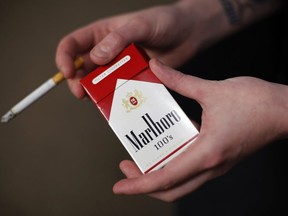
[
  {"left": 175, "top": 7, "right": 288, "bottom": 216},
  {"left": 0, "top": 0, "right": 287, "bottom": 216}
]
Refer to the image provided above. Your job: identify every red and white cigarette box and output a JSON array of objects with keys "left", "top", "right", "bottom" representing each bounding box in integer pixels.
[{"left": 80, "top": 44, "right": 198, "bottom": 174}]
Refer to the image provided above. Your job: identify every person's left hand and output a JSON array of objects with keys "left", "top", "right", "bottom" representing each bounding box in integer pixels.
[{"left": 112, "top": 59, "right": 288, "bottom": 202}]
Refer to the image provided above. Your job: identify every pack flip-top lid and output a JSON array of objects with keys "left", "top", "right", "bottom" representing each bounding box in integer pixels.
[{"left": 80, "top": 44, "right": 149, "bottom": 104}]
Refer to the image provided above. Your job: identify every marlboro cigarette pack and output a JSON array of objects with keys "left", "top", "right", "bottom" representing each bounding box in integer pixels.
[{"left": 80, "top": 44, "right": 198, "bottom": 174}]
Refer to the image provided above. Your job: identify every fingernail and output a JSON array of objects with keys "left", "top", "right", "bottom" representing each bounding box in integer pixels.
[{"left": 92, "top": 46, "right": 109, "bottom": 59}]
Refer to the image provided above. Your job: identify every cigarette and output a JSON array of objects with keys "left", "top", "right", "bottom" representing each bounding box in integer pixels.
[{"left": 1, "top": 57, "right": 84, "bottom": 123}]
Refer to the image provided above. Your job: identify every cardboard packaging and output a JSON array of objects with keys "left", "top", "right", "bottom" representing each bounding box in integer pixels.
[{"left": 80, "top": 44, "right": 198, "bottom": 174}]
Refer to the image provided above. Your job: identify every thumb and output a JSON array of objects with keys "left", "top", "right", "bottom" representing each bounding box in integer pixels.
[
  {"left": 149, "top": 58, "right": 208, "bottom": 102},
  {"left": 90, "top": 19, "right": 151, "bottom": 65}
]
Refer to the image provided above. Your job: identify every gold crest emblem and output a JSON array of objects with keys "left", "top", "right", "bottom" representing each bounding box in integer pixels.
[{"left": 122, "top": 89, "right": 146, "bottom": 112}]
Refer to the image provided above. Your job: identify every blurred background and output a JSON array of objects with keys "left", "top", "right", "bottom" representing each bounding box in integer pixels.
[
  {"left": 0, "top": 0, "right": 175, "bottom": 215},
  {"left": 1, "top": 0, "right": 287, "bottom": 216}
]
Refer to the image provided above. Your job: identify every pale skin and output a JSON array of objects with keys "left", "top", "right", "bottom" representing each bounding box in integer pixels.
[
  {"left": 113, "top": 59, "right": 288, "bottom": 201},
  {"left": 55, "top": 0, "right": 287, "bottom": 202}
]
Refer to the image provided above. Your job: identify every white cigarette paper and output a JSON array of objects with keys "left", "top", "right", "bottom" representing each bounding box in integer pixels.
[
  {"left": 1, "top": 79, "right": 56, "bottom": 123},
  {"left": 1, "top": 57, "right": 84, "bottom": 123}
]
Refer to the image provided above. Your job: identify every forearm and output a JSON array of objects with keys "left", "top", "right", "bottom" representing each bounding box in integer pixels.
[
  {"left": 175, "top": 0, "right": 282, "bottom": 50},
  {"left": 273, "top": 83, "right": 288, "bottom": 140}
]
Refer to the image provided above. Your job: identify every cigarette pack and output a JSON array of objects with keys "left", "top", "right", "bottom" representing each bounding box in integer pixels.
[{"left": 80, "top": 44, "right": 198, "bottom": 174}]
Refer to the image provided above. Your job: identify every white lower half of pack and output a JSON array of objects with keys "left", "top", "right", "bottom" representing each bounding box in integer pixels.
[{"left": 109, "top": 78, "right": 198, "bottom": 173}]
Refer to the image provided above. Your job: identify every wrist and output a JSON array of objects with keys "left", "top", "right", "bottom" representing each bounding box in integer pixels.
[
  {"left": 174, "top": 0, "right": 237, "bottom": 51},
  {"left": 274, "top": 84, "right": 288, "bottom": 140},
  {"left": 174, "top": 0, "right": 282, "bottom": 51},
  {"left": 263, "top": 81, "right": 288, "bottom": 142}
]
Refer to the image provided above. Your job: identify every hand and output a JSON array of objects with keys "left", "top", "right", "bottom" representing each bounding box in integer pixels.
[
  {"left": 55, "top": 0, "right": 281, "bottom": 99},
  {"left": 55, "top": 0, "right": 230, "bottom": 98},
  {"left": 112, "top": 59, "right": 288, "bottom": 202}
]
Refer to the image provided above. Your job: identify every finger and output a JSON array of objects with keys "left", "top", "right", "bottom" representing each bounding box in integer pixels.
[
  {"left": 56, "top": 26, "right": 95, "bottom": 78},
  {"left": 149, "top": 155, "right": 233, "bottom": 202},
  {"left": 90, "top": 17, "right": 152, "bottom": 65},
  {"left": 113, "top": 160, "right": 143, "bottom": 194},
  {"left": 113, "top": 135, "right": 215, "bottom": 195},
  {"left": 56, "top": 37, "right": 78, "bottom": 78},
  {"left": 79, "top": 53, "right": 98, "bottom": 74},
  {"left": 64, "top": 52, "right": 97, "bottom": 99},
  {"left": 67, "top": 69, "right": 87, "bottom": 99},
  {"left": 149, "top": 58, "right": 210, "bottom": 103},
  {"left": 149, "top": 169, "right": 214, "bottom": 202},
  {"left": 119, "top": 160, "right": 142, "bottom": 178}
]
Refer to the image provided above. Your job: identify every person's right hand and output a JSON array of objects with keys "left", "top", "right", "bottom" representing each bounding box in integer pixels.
[{"left": 55, "top": 0, "right": 226, "bottom": 98}]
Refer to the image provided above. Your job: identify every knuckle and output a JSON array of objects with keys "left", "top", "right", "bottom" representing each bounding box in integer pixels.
[
  {"left": 161, "top": 180, "right": 174, "bottom": 191},
  {"left": 126, "top": 15, "right": 149, "bottom": 29},
  {"left": 203, "top": 152, "right": 225, "bottom": 170},
  {"left": 171, "top": 73, "right": 187, "bottom": 91},
  {"left": 58, "top": 36, "right": 71, "bottom": 49},
  {"left": 159, "top": 169, "right": 177, "bottom": 191},
  {"left": 106, "top": 31, "right": 126, "bottom": 48}
]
